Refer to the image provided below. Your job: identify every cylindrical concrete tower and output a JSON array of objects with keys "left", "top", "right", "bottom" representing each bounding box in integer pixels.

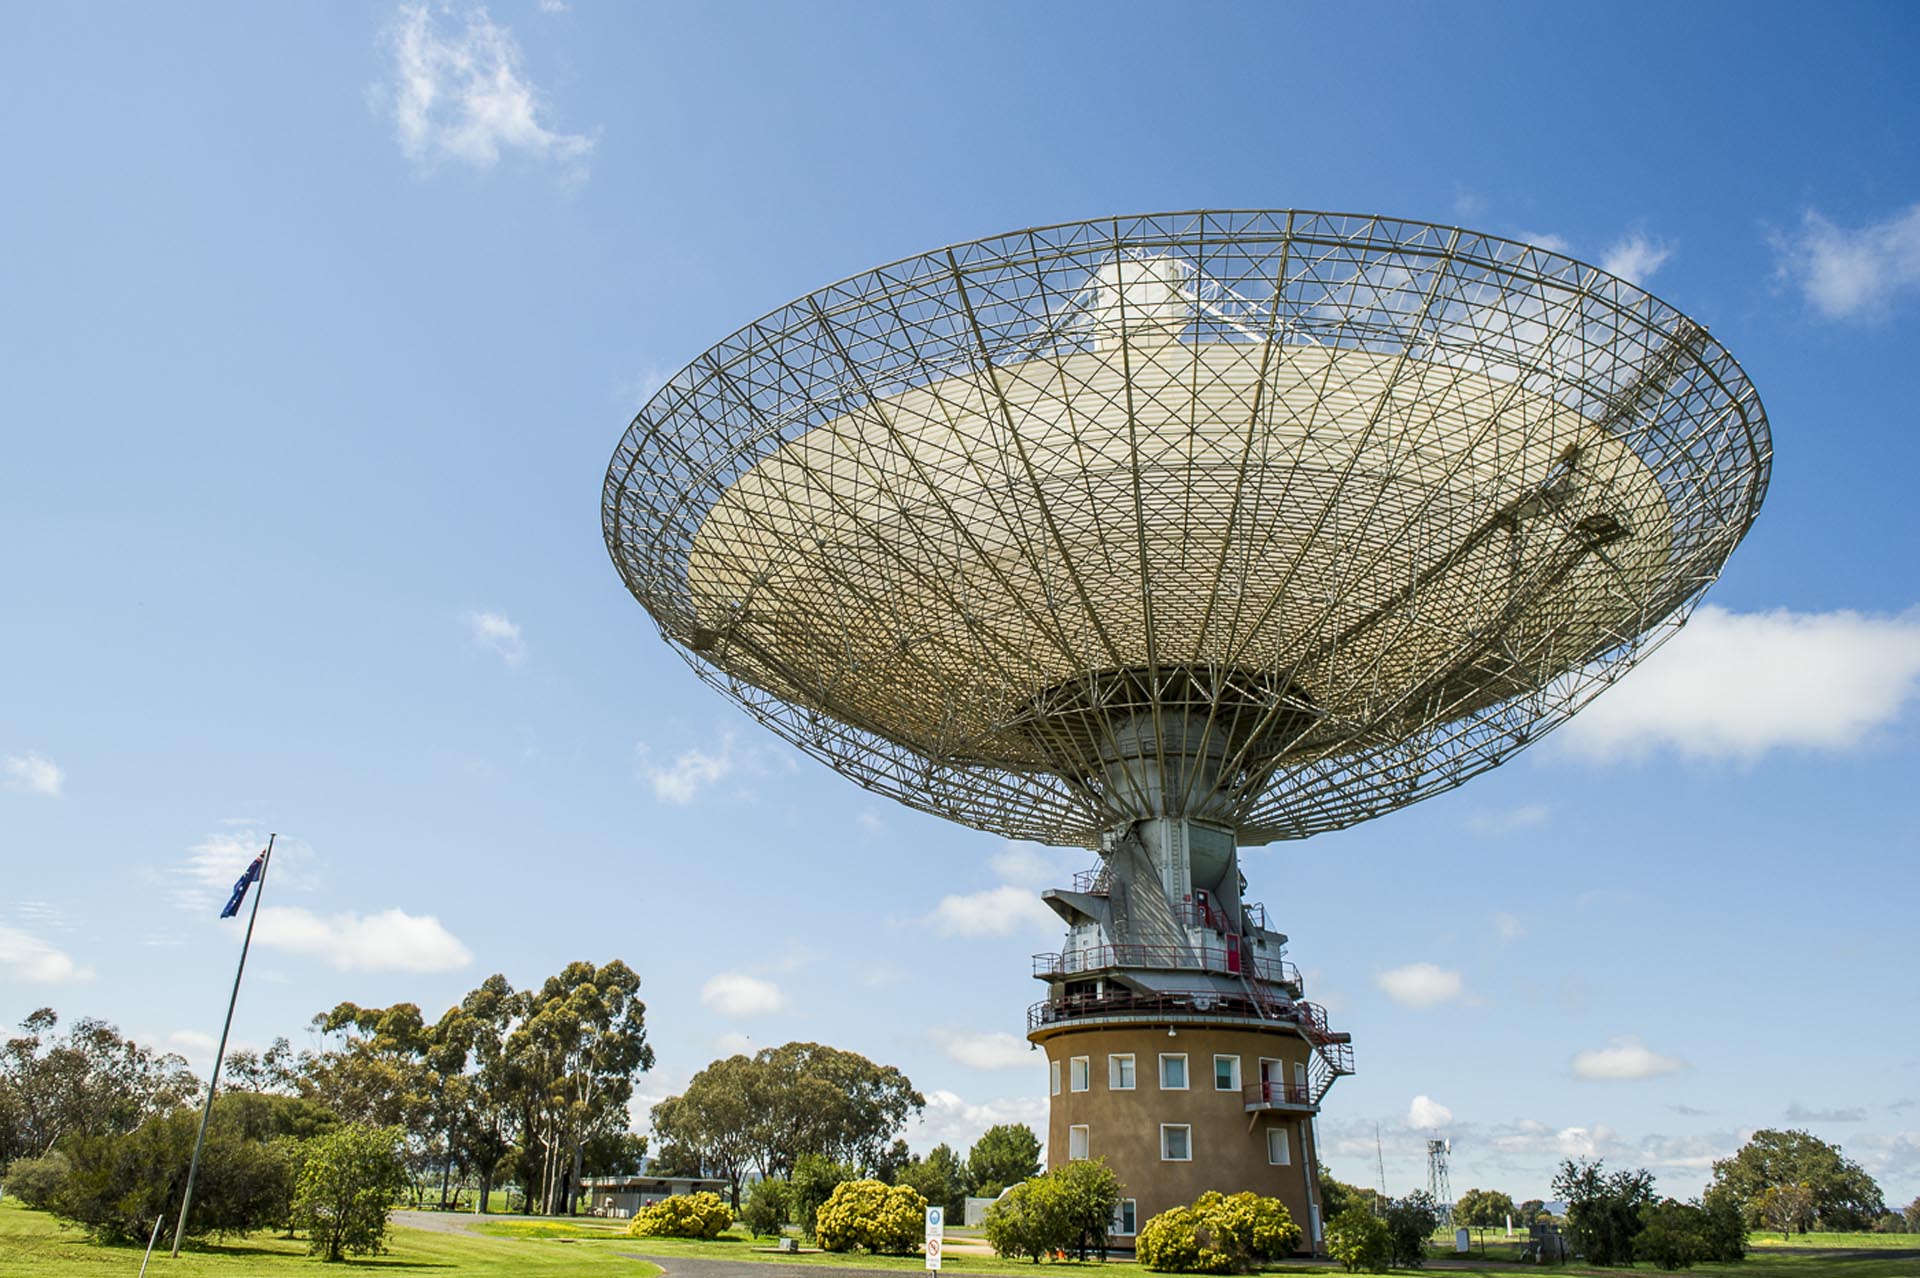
[{"left": 1028, "top": 818, "right": 1350, "bottom": 1247}]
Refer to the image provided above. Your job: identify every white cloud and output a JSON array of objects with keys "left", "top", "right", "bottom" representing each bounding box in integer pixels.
[
  {"left": 1850, "top": 1129, "right": 1920, "bottom": 1188},
  {"left": 1408, "top": 1095, "right": 1453, "bottom": 1129},
  {"left": 15, "top": 902, "right": 71, "bottom": 931},
  {"left": 1600, "top": 233, "right": 1673, "bottom": 286},
  {"left": 255, "top": 905, "right": 472, "bottom": 972},
  {"left": 911, "top": 1088, "right": 1049, "bottom": 1158},
  {"left": 1572, "top": 1035, "right": 1686, "bottom": 1081},
  {"left": 173, "top": 830, "right": 300, "bottom": 913},
  {"left": 1376, "top": 962, "right": 1463, "bottom": 1009},
  {"left": 3, "top": 752, "right": 64, "bottom": 797},
  {"left": 936, "top": 1030, "right": 1035, "bottom": 1071},
  {"left": 988, "top": 842, "right": 1080, "bottom": 888},
  {"left": 930, "top": 885, "right": 1058, "bottom": 938},
  {"left": 167, "top": 1029, "right": 217, "bottom": 1067},
  {"left": 700, "top": 971, "right": 787, "bottom": 1017},
  {"left": 1492, "top": 911, "right": 1525, "bottom": 942},
  {"left": 1301, "top": 968, "right": 1346, "bottom": 1013},
  {"left": 619, "top": 366, "right": 673, "bottom": 408},
  {"left": 1466, "top": 804, "right": 1550, "bottom": 836},
  {"left": 385, "top": 2, "right": 592, "bottom": 177},
  {"left": 856, "top": 810, "right": 885, "bottom": 838},
  {"left": 1773, "top": 203, "right": 1920, "bottom": 320},
  {"left": 713, "top": 1030, "right": 755, "bottom": 1057},
  {"left": 638, "top": 734, "right": 736, "bottom": 804},
  {"left": 1515, "top": 230, "right": 1573, "bottom": 255},
  {"left": 0, "top": 925, "right": 94, "bottom": 983},
  {"left": 465, "top": 610, "right": 526, "bottom": 664},
  {"left": 1562, "top": 606, "right": 1920, "bottom": 762}
]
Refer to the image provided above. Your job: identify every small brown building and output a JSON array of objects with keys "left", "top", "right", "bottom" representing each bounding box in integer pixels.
[{"left": 576, "top": 1173, "right": 733, "bottom": 1218}]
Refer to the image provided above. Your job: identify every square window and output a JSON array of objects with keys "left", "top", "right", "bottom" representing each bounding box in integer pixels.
[
  {"left": 1110, "top": 1199, "right": 1137, "bottom": 1235},
  {"left": 1069, "top": 1125, "right": 1090, "bottom": 1160},
  {"left": 1159, "top": 1053, "right": 1188, "bottom": 1090},
  {"left": 1109, "top": 1054, "right": 1135, "bottom": 1090},
  {"left": 1070, "top": 1056, "right": 1090, "bottom": 1092},
  {"left": 1267, "top": 1127, "right": 1292, "bottom": 1165},
  {"left": 1214, "top": 1054, "right": 1240, "bottom": 1091},
  {"left": 1050, "top": 1060, "right": 1061, "bottom": 1096},
  {"left": 1160, "top": 1124, "right": 1192, "bottom": 1161}
]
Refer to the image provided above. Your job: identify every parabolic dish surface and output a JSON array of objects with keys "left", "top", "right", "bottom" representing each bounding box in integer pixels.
[{"left": 604, "top": 211, "right": 1770, "bottom": 846}]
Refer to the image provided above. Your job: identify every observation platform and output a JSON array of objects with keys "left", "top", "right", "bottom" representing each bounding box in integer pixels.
[
  {"left": 1026, "top": 987, "right": 1345, "bottom": 1041},
  {"left": 1032, "top": 944, "right": 1301, "bottom": 987}
]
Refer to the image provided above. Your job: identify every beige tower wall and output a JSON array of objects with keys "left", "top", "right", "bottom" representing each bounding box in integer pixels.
[{"left": 1034, "top": 1022, "right": 1325, "bottom": 1252}]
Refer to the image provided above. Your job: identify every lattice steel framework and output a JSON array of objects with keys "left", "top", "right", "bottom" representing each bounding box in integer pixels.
[{"left": 604, "top": 210, "right": 1770, "bottom": 848}]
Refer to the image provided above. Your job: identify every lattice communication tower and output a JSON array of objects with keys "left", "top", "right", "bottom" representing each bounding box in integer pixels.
[
  {"left": 1428, "top": 1138, "right": 1454, "bottom": 1224},
  {"left": 603, "top": 210, "right": 1770, "bottom": 848}
]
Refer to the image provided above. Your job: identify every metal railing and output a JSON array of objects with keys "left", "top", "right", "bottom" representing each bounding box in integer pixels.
[
  {"left": 1243, "top": 1080, "right": 1315, "bottom": 1108},
  {"left": 1032, "top": 945, "right": 1300, "bottom": 987},
  {"left": 1172, "top": 901, "right": 1274, "bottom": 934},
  {"left": 1027, "top": 987, "right": 1323, "bottom": 1033},
  {"left": 1070, "top": 867, "right": 1110, "bottom": 894}
]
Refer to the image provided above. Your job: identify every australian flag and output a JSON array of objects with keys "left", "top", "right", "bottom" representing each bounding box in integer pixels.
[{"left": 220, "top": 852, "right": 266, "bottom": 918}]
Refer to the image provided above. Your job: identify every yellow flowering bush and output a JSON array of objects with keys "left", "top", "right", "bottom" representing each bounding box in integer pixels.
[
  {"left": 628, "top": 1190, "right": 733, "bottom": 1239},
  {"left": 1137, "top": 1204, "right": 1224, "bottom": 1272},
  {"left": 813, "top": 1178, "right": 927, "bottom": 1254},
  {"left": 1139, "top": 1191, "right": 1302, "bottom": 1272},
  {"left": 1193, "top": 1190, "right": 1302, "bottom": 1266}
]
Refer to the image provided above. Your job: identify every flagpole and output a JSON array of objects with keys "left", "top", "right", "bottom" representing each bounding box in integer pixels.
[{"left": 170, "top": 832, "right": 274, "bottom": 1259}]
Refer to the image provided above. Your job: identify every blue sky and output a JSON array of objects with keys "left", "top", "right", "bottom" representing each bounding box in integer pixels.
[{"left": 3, "top": 1, "right": 1917, "bottom": 1207}]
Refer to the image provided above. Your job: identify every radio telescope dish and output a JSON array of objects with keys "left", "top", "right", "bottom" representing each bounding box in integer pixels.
[{"left": 604, "top": 210, "right": 1769, "bottom": 848}]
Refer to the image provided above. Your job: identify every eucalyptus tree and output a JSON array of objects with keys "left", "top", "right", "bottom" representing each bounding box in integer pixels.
[
  {"left": 650, "top": 1054, "right": 759, "bottom": 1206},
  {"left": 0, "top": 1008, "right": 197, "bottom": 1165},
  {"left": 504, "top": 960, "right": 654, "bottom": 1214},
  {"left": 434, "top": 973, "right": 524, "bottom": 1213}
]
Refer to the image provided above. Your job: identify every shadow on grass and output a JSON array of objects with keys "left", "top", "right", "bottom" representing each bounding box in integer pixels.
[{"left": 180, "top": 1240, "right": 454, "bottom": 1269}]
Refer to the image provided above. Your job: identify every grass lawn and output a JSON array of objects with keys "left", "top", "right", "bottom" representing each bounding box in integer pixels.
[
  {"left": 8, "top": 1203, "right": 1912, "bottom": 1278},
  {"left": 415, "top": 1217, "right": 1920, "bottom": 1278},
  {"left": 477, "top": 1221, "right": 1121, "bottom": 1274},
  {"left": 0, "top": 1200, "right": 663, "bottom": 1277},
  {"left": 1748, "top": 1232, "right": 1919, "bottom": 1250}
]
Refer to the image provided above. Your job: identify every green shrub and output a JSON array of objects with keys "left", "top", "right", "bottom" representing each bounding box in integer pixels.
[
  {"left": 1195, "top": 1191, "right": 1301, "bottom": 1267},
  {"left": 1383, "top": 1192, "right": 1437, "bottom": 1268},
  {"left": 1636, "top": 1199, "right": 1706, "bottom": 1270},
  {"left": 813, "top": 1179, "right": 926, "bottom": 1254},
  {"left": 3, "top": 1152, "right": 71, "bottom": 1209},
  {"left": 1699, "top": 1192, "right": 1748, "bottom": 1262},
  {"left": 1325, "top": 1205, "right": 1391, "bottom": 1274},
  {"left": 1137, "top": 1192, "right": 1301, "bottom": 1272},
  {"left": 628, "top": 1191, "right": 733, "bottom": 1239},
  {"left": 1138, "top": 1205, "right": 1225, "bottom": 1272},
  {"left": 1633, "top": 1196, "right": 1748, "bottom": 1270},
  {"left": 741, "top": 1178, "right": 789, "bottom": 1238},
  {"left": 290, "top": 1123, "right": 409, "bottom": 1261},
  {"left": 55, "top": 1107, "right": 296, "bottom": 1244},
  {"left": 984, "top": 1180, "right": 1060, "bottom": 1263},
  {"left": 791, "top": 1154, "right": 857, "bottom": 1240}
]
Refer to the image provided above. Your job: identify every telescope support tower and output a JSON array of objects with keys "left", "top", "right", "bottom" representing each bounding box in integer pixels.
[{"left": 1029, "top": 817, "right": 1352, "bottom": 1253}]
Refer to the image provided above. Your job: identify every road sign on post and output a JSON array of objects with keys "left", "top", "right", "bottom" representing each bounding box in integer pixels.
[{"left": 925, "top": 1206, "right": 944, "bottom": 1271}]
